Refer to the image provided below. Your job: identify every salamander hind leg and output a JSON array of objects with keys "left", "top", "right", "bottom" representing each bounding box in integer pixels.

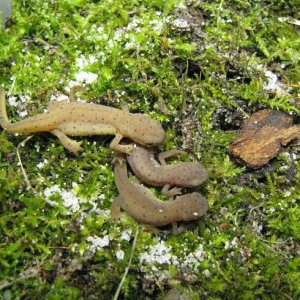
[
  {"left": 51, "top": 129, "right": 83, "bottom": 155},
  {"left": 162, "top": 184, "right": 182, "bottom": 197},
  {"left": 158, "top": 149, "right": 186, "bottom": 165},
  {"left": 172, "top": 222, "right": 191, "bottom": 235}
]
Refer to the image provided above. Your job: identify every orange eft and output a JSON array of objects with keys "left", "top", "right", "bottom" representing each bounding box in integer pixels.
[
  {"left": 0, "top": 89, "right": 166, "bottom": 155},
  {"left": 127, "top": 145, "right": 208, "bottom": 195},
  {"left": 112, "top": 156, "right": 209, "bottom": 235}
]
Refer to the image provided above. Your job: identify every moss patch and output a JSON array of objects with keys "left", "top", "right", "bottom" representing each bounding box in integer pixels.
[{"left": 0, "top": 0, "right": 299, "bottom": 299}]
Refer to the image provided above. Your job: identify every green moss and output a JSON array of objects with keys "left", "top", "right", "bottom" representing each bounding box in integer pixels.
[{"left": 0, "top": 0, "right": 299, "bottom": 298}]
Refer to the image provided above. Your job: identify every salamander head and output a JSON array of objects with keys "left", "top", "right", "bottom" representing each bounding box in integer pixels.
[
  {"left": 125, "top": 114, "right": 166, "bottom": 147},
  {"left": 177, "top": 193, "right": 209, "bottom": 221}
]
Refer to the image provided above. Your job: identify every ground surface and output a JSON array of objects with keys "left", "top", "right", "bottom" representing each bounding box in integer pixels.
[{"left": 0, "top": 0, "right": 299, "bottom": 299}]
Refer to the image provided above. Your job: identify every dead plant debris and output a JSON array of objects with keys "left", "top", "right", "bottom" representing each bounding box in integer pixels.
[{"left": 229, "top": 109, "right": 300, "bottom": 168}]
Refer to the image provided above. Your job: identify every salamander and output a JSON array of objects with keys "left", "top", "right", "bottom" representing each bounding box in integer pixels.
[
  {"left": 112, "top": 156, "right": 209, "bottom": 235},
  {"left": 127, "top": 145, "right": 208, "bottom": 195},
  {"left": 0, "top": 89, "right": 165, "bottom": 155}
]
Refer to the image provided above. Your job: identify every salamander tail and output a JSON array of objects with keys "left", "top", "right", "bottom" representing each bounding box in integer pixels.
[{"left": 0, "top": 88, "right": 10, "bottom": 129}]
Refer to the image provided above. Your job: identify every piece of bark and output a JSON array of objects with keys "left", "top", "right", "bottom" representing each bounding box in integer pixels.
[{"left": 229, "top": 109, "right": 300, "bottom": 169}]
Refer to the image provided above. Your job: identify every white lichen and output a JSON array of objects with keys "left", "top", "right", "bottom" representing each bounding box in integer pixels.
[{"left": 86, "top": 235, "right": 110, "bottom": 253}]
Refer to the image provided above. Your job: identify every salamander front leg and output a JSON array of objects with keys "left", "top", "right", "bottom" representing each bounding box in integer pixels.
[
  {"left": 50, "top": 129, "right": 83, "bottom": 155},
  {"left": 110, "top": 133, "right": 134, "bottom": 154},
  {"left": 158, "top": 149, "right": 186, "bottom": 165}
]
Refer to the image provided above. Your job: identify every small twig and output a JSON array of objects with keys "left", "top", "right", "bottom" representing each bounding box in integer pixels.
[
  {"left": 113, "top": 226, "right": 139, "bottom": 300},
  {"left": 0, "top": 267, "right": 39, "bottom": 291},
  {"left": 48, "top": 246, "right": 69, "bottom": 250},
  {"left": 246, "top": 204, "right": 264, "bottom": 222},
  {"left": 0, "top": 256, "right": 48, "bottom": 291},
  {"left": 255, "top": 236, "right": 291, "bottom": 257},
  {"left": 257, "top": 236, "right": 292, "bottom": 245},
  {"left": 281, "top": 292, "right": 294, "bottom": 300},
  {"left": 16, "top": 136, "right": 33, "bottom": 190},
  {"left": 216, "top": 0, "right": 224, "bottom": 28},
  {"left": 214, "top": 260, "right": 234, "bottom": 285},
  {"left": 281, "top": 83, "right": 300, "bottom": 88}
]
